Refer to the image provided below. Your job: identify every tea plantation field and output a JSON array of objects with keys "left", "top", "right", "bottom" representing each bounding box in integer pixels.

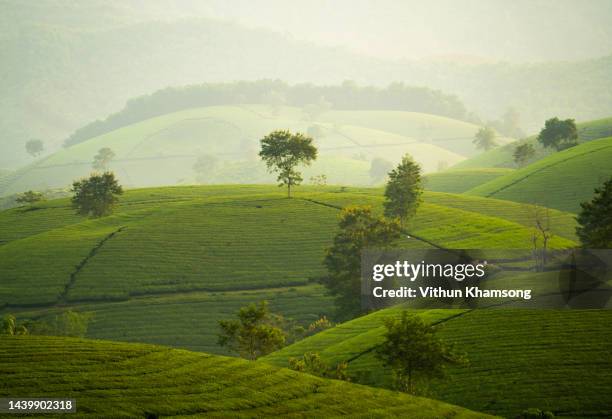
[
  {"left": 0, "top": 105, "right": 503, "bottom": 196},
  {"left": 0, "top": 336, "right": 493, "bottom": 418},
  {"left": 424, "top": 191, "right": 579, "bottom": 241},
  {"left": 263, "top": 308, "right": 612, "bottom": 418},
  {"left": 466, "top": 136, "right": 612, "bottom": 212},
  {"left": 1, "top": 184, "right": 577, "bottom": 354},
  {"left": 302, "top": 190, "right": 576, "bottom": 248},
  {"left": 423, "top": 168, "right": 514, "bottom": 193}
]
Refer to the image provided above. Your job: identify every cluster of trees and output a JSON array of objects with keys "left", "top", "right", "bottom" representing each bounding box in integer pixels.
[
  {"left": 511, "top": 117, "right": 578, "bottom": 167},
  {"left": 15, "top": 190, "right": 44, "bottom": 206},
  {"left": 323, "top": 155, "right": 423, "bottom": 318},
  {"left": 63, "top": 80, "right": 470, "bottom": 147},
  {"left": 1, "top": 311, "right": 90, "bottom": 338},
  {"left": 288, "top": 352, "right": 349, "bottom": 381},
  {"left": 376, "top": 312, "right": 466, "bottom": 394},
  {"left": 217, "top": 301, "right": 332, "bottom": 360},
  {"left": 215, "top": 302, "right": 463, "bottom": 394},
  {"left": 1, "top": 315, "right": 28, "bottom": 336}
]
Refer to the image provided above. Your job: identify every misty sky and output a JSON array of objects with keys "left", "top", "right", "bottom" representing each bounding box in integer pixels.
[{"left": 164, "top": 0, "right": 612, "bottom": 62}]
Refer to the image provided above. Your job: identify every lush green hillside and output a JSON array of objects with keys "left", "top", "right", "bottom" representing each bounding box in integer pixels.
[
  {"left": 465, "top": 136, "right": 612, "bottom": 212},
  {"left": 423, "top": 168, "right": 514, "bottom": 193},
  {"left": 0, "top": 105, "right": 510, "bottom": 196},
  {"left": 0, "top": 336, "right": 491, "bottom": 418},
  {"left": 300, "top": 190, "right": 575, "bottom": 249},
  {"left": 424, "top": 191, "right": 579, "bottom": 241},
  {"left": 1, "top": 185, "right": 576, "bottom": 354},
  {"left": 263, "top": 308, "right": 612, "bottom": 418},
  {"left": 454, "top": 117, "right": 612, "bottom": 170}
]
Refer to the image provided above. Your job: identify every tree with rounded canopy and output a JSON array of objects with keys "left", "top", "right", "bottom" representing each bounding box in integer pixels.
[
  {"left": 537, "top": 117, "right": 578, "bottom": 151},
  {"left": 383, "top": 154, "right": 423, "bottom": 225},
  {"left": 92, "top": 147, "right": 115, "bottom": 171},
  {"left": 513, "top": 142, "right": 536, "bottom": 167},
  {"left": 376, "top": 312, "right": 466, "bottom": 394},
  {"left": 576, "top": 177, "right": 612, "bottom": 248},
  {"left": 323, "top": 206, "right": 401, "bottom": 319},
  {"left": 472, "top": 126, "right": 498, "bottom": 151},
  {"left": 71, "top": 172, "right": 123, "bottom": 217},
  {"left": 259, "top": 130, "right": 317, "bottom": 197},
  {"left": 25, "top": 139, "right": 44, "bottom": 157},
  {"left": 217, "top": 301, "right": 286, "bottom": 360}
]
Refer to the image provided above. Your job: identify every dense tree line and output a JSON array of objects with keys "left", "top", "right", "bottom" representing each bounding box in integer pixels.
[{"left": 63, "top": 80, "right": 469, "bottom": 147}]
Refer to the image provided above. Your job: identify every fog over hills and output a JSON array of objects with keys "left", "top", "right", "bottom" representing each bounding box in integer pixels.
[{"left": 2, "top": 0, "right": 612, "bottom": 168}]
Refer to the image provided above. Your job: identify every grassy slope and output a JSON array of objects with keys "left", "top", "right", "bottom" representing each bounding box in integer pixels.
[
  {"left": 423, "top": 168, "right": 514, "bottom": 193},
  {"left": 465, "top": 136, "right": 612, "bottom": 212},
  {"left": 1, "top": 185, "right": 576, "bottom": 354},
  {"left": 0, "top": 336, "right": 492, "bottom": 418},
  {"left": 263, "top": 308, "right": 612, "bottom": 418},
  {"left": 454, "top": 116, "right": 612, "bottom": 170},
  {"left": 424, "top": 191, "right": 578, "bottom": 241},
  {"left": 0, "top": 105, "right": 481, "bottom": 195},
  {"left": 303, "top": 190, "right": 576, "bottom": 248}
]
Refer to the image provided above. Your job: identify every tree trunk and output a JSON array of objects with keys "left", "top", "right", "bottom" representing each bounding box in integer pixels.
[{"left": 287, "top": 181, "right": 291, "bottom": 198}]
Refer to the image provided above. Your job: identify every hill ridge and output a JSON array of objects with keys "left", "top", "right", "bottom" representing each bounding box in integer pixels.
[
  {"left": 477, "top": 142, "right": 612, "bottom": 198},
  {"left": 0, "top": 335, "right": 492, "bottom": 418}
]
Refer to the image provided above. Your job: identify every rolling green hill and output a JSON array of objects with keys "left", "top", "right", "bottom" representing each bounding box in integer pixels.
[
  {"left": 0, "top": 336, "right": 491, "bottom": 418},
  {"left": 423, "top": 168, "right": 514, "bottom": 193},
  {"left": 1, "top": 185, "right": 576, "bottom": 353},
  {"left": 262, "top": 307, "right": 612, "bottom": 418},
  {"left": 465, "top": 136, "right": 612, "bottom": 212},
  {"left": 454, "top": 117, "right": 612, "bottom": 170},
  {"left": 0, "top": 105, "right": 511, "bottom": 196},
  {"left": 424, "top": 191, "right": 579, "bottom": 241}
]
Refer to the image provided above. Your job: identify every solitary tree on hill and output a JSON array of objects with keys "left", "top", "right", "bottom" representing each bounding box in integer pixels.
[
  {"left": 92, "top": 147, "right": 115, "bottom": 171},
  {"left": 576, "top": 177, "right": 612, "bottom": 248},
  {"left": 513, "top": 143, "right": 536, "bottom": 167},
  {"left": 537, "top": 117, "right": 578, "bottom": 151},
  {"left": 217, "top": 301, "right": 286, "bottom": 360},
  {"left": 322, "top": 206, "right": 401, "bottom": 319},
  {"left": 383, "top": 154, "right": 423, "bottom": 225},
  {"left": 259, "top": 130, "right": 317, "bottom": 198},
  {"left": 376, "top": 312, "right": 466, "bottom": 394},
  {"left": 472, "top": 126, "right": 498, "bottom": 151},
  {"left": 527, "top": 204, "right": 552, "bottom": 270},
  {"left": 71, "top": 172, "right": 123, "bottom": 217},
  {"left": 25, "top": 139, "right": 44, "bottom": 157}
]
